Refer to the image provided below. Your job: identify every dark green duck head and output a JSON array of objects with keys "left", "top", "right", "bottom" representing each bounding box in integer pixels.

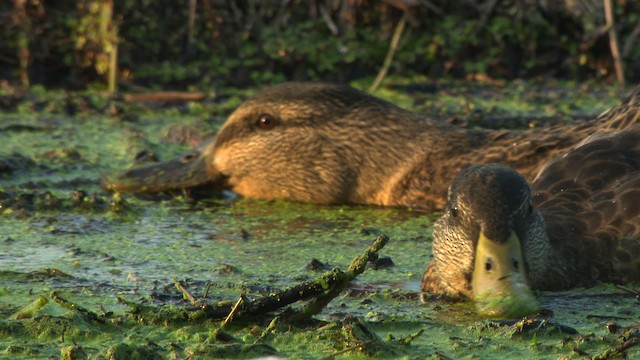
[
  {"left": 422, "top": 164, "right": 542, "bottom": 318},
  {"left": 103, "top": 82, "right": 442, "bottom": 205}
]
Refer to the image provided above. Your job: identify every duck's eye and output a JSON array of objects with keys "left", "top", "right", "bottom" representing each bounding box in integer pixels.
[
  {"left": 485, "top": 258, "right": 493, "bottom": 272},
  {"left": 512, "top": 258, "right": 519, "bottom": 270},
  {"left": 181, "top": 152, "right": 199, "bottom": 163},
  {"left": 450, "top": 205, "right": 459, "bottom": 218},
  {"left": 256, "top": 114, "right": 276, "bottom": 129}
]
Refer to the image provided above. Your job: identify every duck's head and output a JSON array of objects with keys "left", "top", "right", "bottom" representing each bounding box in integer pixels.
[
  {"left": 105, "top": 83, "right": 429, "bottom": 205},
  {"left": 422, "top": 164, "right": 543, "bottom": 318}
]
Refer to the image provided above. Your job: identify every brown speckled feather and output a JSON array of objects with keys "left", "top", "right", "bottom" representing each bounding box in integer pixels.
[
  {"left": 393, "top": 121, "right": 602, "bottom": 210},
  {"left": 531, "top": 124, "right": 640, "bottom": 287}
]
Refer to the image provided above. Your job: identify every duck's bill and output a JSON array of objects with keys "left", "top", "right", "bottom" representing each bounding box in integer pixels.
[
  {"left": 103, "top": 151, "right": 226, "bottom": 194},
  {"left": 472, "top": 231, "right": 540, "bottom": 318}
]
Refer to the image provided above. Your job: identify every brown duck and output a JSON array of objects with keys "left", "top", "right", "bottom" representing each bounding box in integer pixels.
[
  {"left": 422, "top": 111, "right": 640, "bottom": 317},
  {"left": 105, "top": 82, "right": 639, "bottom": 211}
]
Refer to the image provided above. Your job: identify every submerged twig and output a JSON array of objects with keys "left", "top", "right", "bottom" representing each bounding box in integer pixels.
[
  {"left": 320, "top": 343, "right": 365, "bottom": 360},
  {"left": 51, "top": 291, "right": 102, "bottom": 323},
  {"left": 586, "top": 314, "right": 630, "bottom": 320},
  {"left": 394, "top": 328, "right": 425, "bottom": 345},
  {"left": 10, "top": 295, "right": 48, "bottom": 320},
  {"left": 202, "top": 235, "right": 389, "bottom": 323},
  {"left": 591, "top": 337, "right": 639, "bottom": 360},
  {"left": 254, "top": 316, "right": 280, "bottom": 343},
  {"left": 289, "top": 234, "right": 389, "bottom": 322},
  {"left": 338, "top": 316, "right": 387, "bottom": 356},
  {"left": 487, "top": 319, "right": 578, "bottom": 335}
]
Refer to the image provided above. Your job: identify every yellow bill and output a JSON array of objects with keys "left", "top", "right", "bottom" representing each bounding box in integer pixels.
[{"left": 472, "top": 230, "right": 540, "bottom": 318}]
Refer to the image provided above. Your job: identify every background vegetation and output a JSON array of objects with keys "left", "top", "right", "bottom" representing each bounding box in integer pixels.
[{"left": 2, "top": 0, "right": 640, "bottom": 92}]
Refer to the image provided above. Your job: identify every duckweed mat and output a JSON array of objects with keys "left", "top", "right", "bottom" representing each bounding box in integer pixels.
[{"left": 1, "top": 80, "right": 639, "bottom": 359}]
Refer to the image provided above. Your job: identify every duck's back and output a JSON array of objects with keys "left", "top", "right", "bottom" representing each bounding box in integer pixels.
[
  {"left": 594, "top": 85, "right": 640, "bottom": 132},
  {"left": 531, "top": 123, "right": 640, "bottom": 286}
]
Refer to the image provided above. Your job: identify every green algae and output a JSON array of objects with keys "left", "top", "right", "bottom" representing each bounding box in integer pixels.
[
  {"left": 1, "top": 81, "right": 639, "bottom": 359},
  {"left": 9, "top": 295, "right": 48, "bottom": 320}
]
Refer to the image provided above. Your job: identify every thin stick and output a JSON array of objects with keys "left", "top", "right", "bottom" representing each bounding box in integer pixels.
[
  {"left": 254, "top": 316, "right": 279, "bottom": 343},
  {"left": 604, "top": 0, "right": 625, "bottom": 84},
  {"left": 222, "top": 295, "right": 245, "bottom": 327},
  {"left": 369, "top": 12, "right": 408, "bottom": 93},
  {"left": 622, "top": 20, "right": 640, "bottom": 58},
  {"left": 614, "top": 284, "right": 640, "bottom": 296},
  {"left": 13, "top": 0, "right": 30, "bottom": 89},
  {"left": 187, "top": 0, "right": 197, "bottom": 52},
  {"left": 173, "top": 278, "right": 198, "bottom": 305},
  {"left": 124, "top": 92, "right": 206, "bottom": 102},
  {"left": 203, "top": 283, "right": 212, "bottom": 299},
  {"left": 319, "top": 3, "right": 338, "bottom": 36}
]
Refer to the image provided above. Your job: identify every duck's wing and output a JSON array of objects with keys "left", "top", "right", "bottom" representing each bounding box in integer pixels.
[
  {"left": 392, "top": 122, "right": 599, "bottom": 211},
  {"left": 490, "top": 84, "right": 640, "bottom": 179},
  {"left": 531, "top": 123, "right": 640, "bottom": 285}
]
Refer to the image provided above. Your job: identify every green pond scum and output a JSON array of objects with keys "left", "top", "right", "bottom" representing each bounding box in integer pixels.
[{"left": 0, "top": 79, "right": 639, "bottom": 359}]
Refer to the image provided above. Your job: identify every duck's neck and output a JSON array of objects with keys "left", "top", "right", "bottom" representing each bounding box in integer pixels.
[
  {"left": 382, "top": 126, "right": 503, "bottom": 211},
  {"left": 523, "top": 210, "right": 588, "bottom": 290}
]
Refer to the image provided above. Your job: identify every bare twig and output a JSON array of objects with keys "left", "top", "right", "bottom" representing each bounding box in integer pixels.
[
  {"left": 319, "top": 3, "right": 338, "bottom": 35},
  {"left": 603, "top": 0, "right": 625, "bottom": 84},
  {"left": 222, "top": 295, "right": 245, "bottom": 327},
  {"left": 12, "top": 0, "right": 30, "bottom": 89},
  {"left": 622, "top": 20, "right": 640, "bottom": 58},
  {"left": 203, "top": 283, "right": 212, "bottom": 299},
  {"left": 187, "top": 0, "right": 197, "bottom": 53},
  {"left": 173, "top": 277, "right": 198, "bottom": 305},
  {"left": 124, "top": 92, "right": 206, "bottom": 102},
  {"left": 419, "top": 0, "right": 443, "bottom": 16},
  {"left": 614, "top": 284, "right": 640, "bottom": 296},
  {"left": 477, "top": 0, "right": 500, "bottom": 32},
  {"left": 369, "top": 13, "right": 408, "bottom": 93}
]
